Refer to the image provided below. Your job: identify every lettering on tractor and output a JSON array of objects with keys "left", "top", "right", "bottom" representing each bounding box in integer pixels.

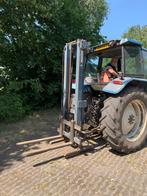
[{"left": 17, "top": 38, "right": 147, "bottom": 155}]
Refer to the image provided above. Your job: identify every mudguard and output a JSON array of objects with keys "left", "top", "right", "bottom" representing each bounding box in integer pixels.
[{"left": 102, "top": 77, "right": 147, "bottom": 94}]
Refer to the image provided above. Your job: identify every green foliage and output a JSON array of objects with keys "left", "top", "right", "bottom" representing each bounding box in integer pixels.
[
  {"left": 123, "top": 25, "right": 147, "bottom": 48},
  {"left": 0, "top": 92, "right": 27, "bottom": 122},
  {"left": 0, "top": 0, "right": 108, "bottom": 120},
  {"left": 0, "top": 66, "right": 8, "bottom": 88}
]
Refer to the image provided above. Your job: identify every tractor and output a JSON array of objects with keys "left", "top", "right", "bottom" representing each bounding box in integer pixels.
[
  {"left": 58, "top": 38, "right": 147, "bottom": 154},
  {"left": 17, "top": 38, "right": 147, "bottom": 155}
]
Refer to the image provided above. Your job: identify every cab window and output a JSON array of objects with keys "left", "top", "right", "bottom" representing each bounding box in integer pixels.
[
  {"left": 85, "top": 55, "right": 99, "bottom": 78},
  {"left": 101, "top": 58, "right": 111, "bottom": 68},
  {"left": 142, "top": 49, "right": 147, "bottom": 78},
  {"left": 124, "top": 46, "right": 144, "bottom": 76}
]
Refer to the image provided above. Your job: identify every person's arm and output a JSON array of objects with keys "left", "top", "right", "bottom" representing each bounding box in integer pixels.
[{"left": 108, "top": 67, "right": 119, "bottom": 77}]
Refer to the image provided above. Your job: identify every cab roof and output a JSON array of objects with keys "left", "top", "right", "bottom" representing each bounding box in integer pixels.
[{"left": 91, "top": 38, "right": 142, "bottom": 53}]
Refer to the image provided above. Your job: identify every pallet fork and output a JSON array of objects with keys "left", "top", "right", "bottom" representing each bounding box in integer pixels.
[{"left": 16, "top": 133, "right": 102, "bottom": 158}]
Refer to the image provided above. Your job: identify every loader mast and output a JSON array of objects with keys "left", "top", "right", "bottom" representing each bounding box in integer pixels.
[{"left": 62, "top": 39, "right": 89, "bottom": 125}]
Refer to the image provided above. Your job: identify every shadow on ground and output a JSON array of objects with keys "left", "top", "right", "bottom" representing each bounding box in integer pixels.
[{"left": 0, "top": 109, "right": 59, "bottom": 173}]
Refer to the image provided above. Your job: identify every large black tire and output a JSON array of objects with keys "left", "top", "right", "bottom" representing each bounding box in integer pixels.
[{"left": 100, "top": 87, "right": 147, "bottom": 153}]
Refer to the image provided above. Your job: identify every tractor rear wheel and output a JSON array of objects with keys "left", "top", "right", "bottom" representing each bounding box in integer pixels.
[{"left": 100, "top": 87, "right": 147, "bottom": 153}]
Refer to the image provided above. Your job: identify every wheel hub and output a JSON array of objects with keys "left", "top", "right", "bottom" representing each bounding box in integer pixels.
[
  {"left": 122, "top": 99, "right": 146, "bottom": 141},
  {"left": 128, "top": 114, "right": 135, "bottom": 125}
]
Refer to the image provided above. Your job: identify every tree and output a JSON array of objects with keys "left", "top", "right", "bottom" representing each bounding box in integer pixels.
[
  {"left": 123, "top": 25, "right": 147, "bottom": 48},
  {"left": 0, "top": 0, "right": 108, "bottom": 114}
]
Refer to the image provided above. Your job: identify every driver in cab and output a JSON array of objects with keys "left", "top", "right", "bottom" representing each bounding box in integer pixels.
[{"left": 100, "top": 57, "right": 120, "bottom": 83}]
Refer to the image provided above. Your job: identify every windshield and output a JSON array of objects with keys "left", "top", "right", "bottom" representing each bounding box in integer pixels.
[
  {"left": 124, "top": 46, "right": 144, "bottom": 76},
  {"left": 85, "top": 55, "right": 99, "bottom": 78}
]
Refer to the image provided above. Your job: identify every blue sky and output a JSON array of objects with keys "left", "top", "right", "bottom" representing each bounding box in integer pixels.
[{"left": 101, "top": 0, "right": 147, "bottom": 40}]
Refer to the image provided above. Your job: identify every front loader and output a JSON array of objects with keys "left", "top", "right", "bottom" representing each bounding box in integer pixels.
[{"left": 17, "top": 38, "right": 147, "bottom": 155}]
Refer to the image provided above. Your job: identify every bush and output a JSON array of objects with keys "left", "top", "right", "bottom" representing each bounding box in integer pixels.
[{"left": 0, "top": 92, "right": 27, "bottom": 122}]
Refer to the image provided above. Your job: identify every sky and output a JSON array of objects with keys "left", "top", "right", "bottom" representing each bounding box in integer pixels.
[{"left": 101, "top": 0, "right": 147, "bottom": 40}]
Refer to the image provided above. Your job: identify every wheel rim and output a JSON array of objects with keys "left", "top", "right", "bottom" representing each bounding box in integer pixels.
[{"left": 122, "top": 99, "right": 147, "bottom": 141}]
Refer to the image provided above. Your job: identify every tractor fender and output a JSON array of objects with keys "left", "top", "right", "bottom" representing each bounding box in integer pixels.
[{"left": 102, "top": 77, "right": 147, "bottom": 94}]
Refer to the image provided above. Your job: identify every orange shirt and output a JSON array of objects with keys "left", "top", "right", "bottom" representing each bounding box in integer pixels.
[{"left": 100, "top": 67, "right": 118, "bottom": 83}]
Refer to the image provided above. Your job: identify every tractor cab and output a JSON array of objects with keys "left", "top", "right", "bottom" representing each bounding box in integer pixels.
[{"left": 83, "top": 39, "right": 145, "bottom": 90}]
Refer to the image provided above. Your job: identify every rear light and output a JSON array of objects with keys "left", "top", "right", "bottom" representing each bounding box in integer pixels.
[
  {"left": 72, "top": 79, "right": 76, "bottom": 84},
  {"left": 112, "top": 80, "right": 123, "bottom": 85}
]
